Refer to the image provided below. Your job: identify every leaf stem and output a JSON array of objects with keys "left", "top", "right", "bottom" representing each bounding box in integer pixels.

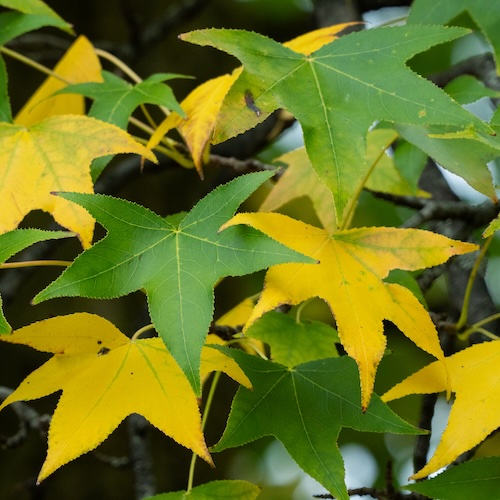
[
  {"left": 459, "top": 326, "right": 500, "bottom": 341},
  {"left": 0, "top": 260, "right": 71, "bottom": 269},
  {"left": 456, "top": 235, "right": 493, "bottom": 331},
  {"left": 187, "top": 371, "right": 221, "bottom": 492},
  {"left": 131, "top": 324, "right": 155, "bottom": 341},
  {"left": 94, "top": 48, "right": 142, "bottom": 84},
  {"left": 339, "top": 132, "right": 396, "bottom": 231},
  {"left": 0, "top": 46, "right": 70, "bottom": 84},
  {"left": 295, "top": 298, "right": 312, "bottom": 324}
]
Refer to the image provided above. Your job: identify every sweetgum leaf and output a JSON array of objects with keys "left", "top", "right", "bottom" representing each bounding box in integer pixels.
[
  {"left": 0, "top": 229, "right": 73, "bottom": 333},
  {"left": 56, "top": 70, "right": 186, "bottom": 179},
  {"left": 409, "top": 0, "right": 500, "bottom": 73},
  {"left": 0, "top": 314, "right": 250, "bottom": 481},
  {"left": 145, "top": 480, "right": 260, "bottom": 499},
  {"left": 181, "top": 25, "right": 490, "bottom": 227},
  {"left": 34, "top": 171, "right": 313, "bottom": 395},
  {"left": 404, "top": 457, "right": 500, "bottom": 499},
  {"left": 223, "top": 212, "right": 477, "bottom": 408},
  {"left": 244, "top": 311, "right": 339, "bottom": 367},
  {"left": 383, "top": 340, "right": 500, "bottom": 480},
  {"left": 211, "top": 348, "right": 421, "bottom": 500}
]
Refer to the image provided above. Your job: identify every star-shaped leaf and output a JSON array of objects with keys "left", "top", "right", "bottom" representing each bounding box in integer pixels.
[
  {"left": 33, "top": 171, "right": 313, "bottom": 395},
  {"left": 56, "top": 70, "right": 186, "bottom": 180},
  {"left": 383, "top": 340, "right": 500, "bottom": 480},
  {"left": 0, "top": 313, "right": 250, "bottom": 482},
  {"left": 0, "top": 115, "right": 156, "bottom": 248},
  {"left": 409, "top": 0, "right": 500, "bottom": 73},
  {"left": 404, "top": 456, "right": 500, "bottom": 500},
  {"left": 222, "top": 212, "right": 478, "bottom": 408},
  {"left": 149, "top": 23, "right": 353, "bottom": 177},
  {"left": 181, "top": 26, "right": 490, "bottom": 227},
  {"left": 0, "top": 229, "right": 73, "bottom": 333},
  {"left": 210, "top": 348, "right": 421, "bottom": 500}
]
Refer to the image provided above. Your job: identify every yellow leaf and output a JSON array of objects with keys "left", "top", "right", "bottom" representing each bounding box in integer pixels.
[
  {"left": 382, "top": 341, "right": 500, "bottom": 480},
  {"left": 0, "top": 115, "right": 156, "bottom": 248},
  {"left": 0, "top": 313, "right": 249, "bottom": 482},
  {"left": 153, "top": 24, "right": 353, "bottom": 176},
  {"left": 15, "top": 36, "right": 102, "bottom": 126},
  {"left": 222, "top": 213, "right": 478, "bottom": 409},
  {"left": 216, "top": 297, "right": 266, "bottom": 357},
  {"left": 201, "top": 334, "right": 251, "bottom": 389}
]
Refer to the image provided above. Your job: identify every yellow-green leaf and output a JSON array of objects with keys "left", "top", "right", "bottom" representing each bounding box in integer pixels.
[
  {"left": 383, "top": 340, "right": 500, "bottom": 480},
  {"left": 15, "top": 36, "right": 102, "bottom": 126},
  {"left": 0, "top": 313, "right": 250, "bottom": 482},
  {"left": 222, "top": 213, "right": 478, "bottom": 409},
  {"left": 0, "top": 115, "right": 155, "bottom": 248}
]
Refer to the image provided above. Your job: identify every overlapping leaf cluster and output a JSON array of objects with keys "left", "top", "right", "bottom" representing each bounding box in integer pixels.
[{"left": 1, "top": 1, "right": 500, "bottom": 499}]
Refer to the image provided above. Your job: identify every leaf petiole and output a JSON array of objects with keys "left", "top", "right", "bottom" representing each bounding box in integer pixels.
[
  {"left": 0, "top": 46, "right": 70, "bottom": 85},
  {"left": 456, "top": 235, "right": 493, "bottom": 331},
  {"left": 0, "top": 260, "right": 71, "bottom": 269},
  {"left": 130, "top": 324, "right": 155, "bottom": 341},
  {"left": 187, "top": 371, "right": 221, "bottom": 492},
  {"left": 339, "top": 131, "right": 396, "bottom": 230}
]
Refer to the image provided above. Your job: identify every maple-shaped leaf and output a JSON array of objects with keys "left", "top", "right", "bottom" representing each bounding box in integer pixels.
[
  {"left": 383, "top": 340, "right": 500, "bottom": 480},
  {"left": 33, "top": 171, "right": 313, "bottom": 395},
  {"left": 404, "top": 456, "right": 500, "bottom": 500},
  {"left": 56, "top": 70, "right": 186, "bottom": 180},
  {"left": 58, "top": 71, "right": 186, "bottom": 130},
  {"left": 0, "top": 1, "right": 72, "bottom": 36},
  {"left": 409, "top": 0, "right": 500, "bottom": 73},
  {"left": 15, "top": 36, "right": 102, "bottom": 126},
  {"left": 0, "top": 115, "right": 155, "bottom": 248},
  {"left": 245, "top": 311, "right": 339, "bottom": 367},
  {"left": 145, "top": 480, "right": 260, "bottom": 500},
  {"left": 210, "top": 348, "right": 421, "bottom": 500},
  {"left": 0, "top": 229, "right": 73, "bottom": 333},
  {"left": 181, "top": 26, "right": 490, "bottom": 228},
  {"left": 0, "top": 313, "right": 251, "bottom": 482},
  {"left": 222, "top": 212, "right": 478, "bottom": 408},
  {"left": 150, "top": 23, "right": 353, "bottom": 177}
]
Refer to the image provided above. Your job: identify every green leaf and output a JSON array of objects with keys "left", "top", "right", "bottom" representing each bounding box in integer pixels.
[
  {"left": 393, "top": 122, "right": 497, "bottom": 200},
  {"left": 58, "top": 71, "right": 186, "bottom": 129},
  {"left": 404, "top": 457, "right": 500, "bottom": 500},
  {"left": 33, "top": 171, "right": 313, "bottom": 395},
  {"left": 0, "top": 54, "right": 12, "bottom": 123},
  {"left": 0, "top": 11, "right": 70, "bottom": 46},
  {"left": 0, "top": 0, "right": 72, "bottom": 35},
  {"left": 0, "top": 229, "right": 74, "bottom": 333},
  {"left": 56, "top": 71, "right": 186, "bottom": 180},
  {"left": 409, "top": 0, "right": 500, "bottom": 74},
  {"left": 211, "top": 348, "right": 422, "bottom": 500},
  {"left": 181, "top": 26, "right": 491, "bottom": 227},
  {"left": 445, "top": 75, "right": 500, "bottom": 104},
  {"left": 145, "top": 480, "right": 260, "bottom": 499},
  {"left": 244, "top": 311, "right": 339, "bottom": 367}
]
